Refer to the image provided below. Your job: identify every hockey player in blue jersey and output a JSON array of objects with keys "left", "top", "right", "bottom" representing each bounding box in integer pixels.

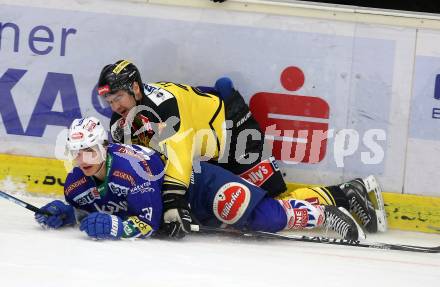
[
  {"left": 37, "top": 117, "right": 165, "bottom": 239},
  {"left": 35, "top": 117, "right": 365, "bottom": 241}
]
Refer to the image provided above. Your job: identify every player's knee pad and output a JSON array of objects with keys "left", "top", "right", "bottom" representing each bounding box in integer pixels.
[
  {"left": 277, "top": 187, "right": 336, "bottom": 206},
  {"left": 278, "top": 199, "right": 325, "bottom": 230}
]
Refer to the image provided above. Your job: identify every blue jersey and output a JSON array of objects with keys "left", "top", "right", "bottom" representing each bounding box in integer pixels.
[{"left": 64, "top": 143, "right": 164, "bottom": 238}]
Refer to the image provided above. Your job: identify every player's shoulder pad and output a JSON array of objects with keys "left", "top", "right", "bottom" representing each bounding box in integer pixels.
[
  {"left": 143, "top": 83, "right": 176, "bottom": 107},
  {"left": 108, "top": 143, "right": 154, "bottom": 170},
  {"left": 109, "top": 143, "right": 164, "bottom": 181},
  {"left": 141, "top": 83, "right": 180, "bottom": 131}
]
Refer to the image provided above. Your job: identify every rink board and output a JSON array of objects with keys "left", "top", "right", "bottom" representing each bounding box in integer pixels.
[
  {"left": 0, "top": 0, "right": 440, "bottom": 197},
  {"left": 1, "top": 153, "right": 439, "bottom": 234}
]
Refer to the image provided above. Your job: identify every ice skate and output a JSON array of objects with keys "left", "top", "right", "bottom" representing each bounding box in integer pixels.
[
  {"left": 339, "top": 176, "right": 386, "bottom": 233},
  {"left": 362, "top": 175, "right": 387, "bottom": 232},
  {"left": 323, "top": 205, "right": 366, "bottom": 241}
]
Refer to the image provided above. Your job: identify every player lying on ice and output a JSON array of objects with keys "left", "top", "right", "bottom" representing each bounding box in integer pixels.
[
  {"left": 35, "top": 117, "right": 367, "bottom": 241},
  {"left": 95, "top": 60, "right": 386, "bottom": 238}
]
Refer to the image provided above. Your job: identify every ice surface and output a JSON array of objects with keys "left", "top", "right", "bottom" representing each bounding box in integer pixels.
[{"left": 0, "top": 194, "right": 439, "bottom": 287}]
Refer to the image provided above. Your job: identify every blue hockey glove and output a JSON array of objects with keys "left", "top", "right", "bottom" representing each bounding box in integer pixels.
[
  {"left": 80, "top": 212, "right": 123, "bottom": 240},
  {"left": 215, "top": 77, "right": 234, "bottom": 100},
  {"left": 34, "top": 200, "right": 76, "bottom": 229}
]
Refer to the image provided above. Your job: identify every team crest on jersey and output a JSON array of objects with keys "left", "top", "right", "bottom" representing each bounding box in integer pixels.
[{"left": 213, "top": 182, "right": 251, "bottom": 225}]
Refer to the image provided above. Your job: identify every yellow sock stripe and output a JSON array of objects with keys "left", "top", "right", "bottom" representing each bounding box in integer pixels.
[{"left": 315, "top": 186, "right": 336, "bottom": 205}]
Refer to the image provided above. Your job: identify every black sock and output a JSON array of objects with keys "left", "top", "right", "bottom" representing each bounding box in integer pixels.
[{"left": 324, "top": 185, "right": 349, "bottom": 210}]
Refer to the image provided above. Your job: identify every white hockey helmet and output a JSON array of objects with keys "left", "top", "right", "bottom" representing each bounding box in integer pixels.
[{"left": 67, "top": 116, "right": 108, "bottom": 151}]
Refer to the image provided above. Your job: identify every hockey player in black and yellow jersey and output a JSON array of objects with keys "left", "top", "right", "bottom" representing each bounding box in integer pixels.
[{"left": 97, "top": 60, "right": 387, "bottom": 238}]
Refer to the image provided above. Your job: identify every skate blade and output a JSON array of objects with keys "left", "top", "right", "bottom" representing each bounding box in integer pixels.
[
  {"left": 338, "top": 207, "right": 367, "bottom": 241},
  {"left": 363, "top": 175, "right": 388, "bottom": 232},
  {"left": 428, "top": 226, "right": 440, "bottom": 232}
]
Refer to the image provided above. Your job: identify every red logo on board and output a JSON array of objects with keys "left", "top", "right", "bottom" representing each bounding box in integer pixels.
[{"left": 249, "top": 66, "right": 329, "bottom": 163}]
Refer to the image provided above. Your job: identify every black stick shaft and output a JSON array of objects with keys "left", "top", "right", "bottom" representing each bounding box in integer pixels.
[
  {"left": 0, "top": 190, "right": 51, "bottom": 216},
  {"left": 191, "top": 225, "right": 440, "bottom": 253}
]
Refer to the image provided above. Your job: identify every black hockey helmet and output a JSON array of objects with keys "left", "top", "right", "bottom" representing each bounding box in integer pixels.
[{"left": 97, "top": 60, "right": 143, "bottom": 97}]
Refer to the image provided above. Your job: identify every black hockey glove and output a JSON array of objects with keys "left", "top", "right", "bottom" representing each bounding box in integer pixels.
[{"left": 161, "top": 194, "right": 192, "bottom": 239}]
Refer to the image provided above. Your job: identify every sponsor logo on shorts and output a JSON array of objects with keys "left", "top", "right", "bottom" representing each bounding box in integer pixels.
[
  {"left": 240, "top": 159, "right": 274, "bottom": 187},
  {"left": 213, "top": 182, "right": 251, "bottom": 225}
]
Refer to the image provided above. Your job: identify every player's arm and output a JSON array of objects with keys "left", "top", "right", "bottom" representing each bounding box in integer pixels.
[
  {"left": 142, "top": 85, "right": 195, "bottom": 238},
  {"left": 80, "top": 187, "right": 163, "bottom": 240},
  {"left": 80, "top": 189, "right": 162, "bottom": 239},
  {"left": 121, "top": 183, "right": 163, "bottom": 238},
  {"left": 109, "top": 113, "right": 125, "bottom": 143},
  {"left": 151, "top": 130, "right": 194, "bottom": 238}
]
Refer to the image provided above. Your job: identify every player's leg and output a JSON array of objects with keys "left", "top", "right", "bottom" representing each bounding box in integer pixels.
[
  {"left": 212, "top": 77, "right": 287, "bottom": 198},
  {"left": 187, "top": 161, "right": 268, "bottom": 229},
  {"left": 188, "top": 162, "right": 363, "bottom": 240},
  {"left": 247, "top": 198, "right": 365, "bottom": 240},
  {"left": 277, "top": 176, "right": 386, "bottom": 233}
]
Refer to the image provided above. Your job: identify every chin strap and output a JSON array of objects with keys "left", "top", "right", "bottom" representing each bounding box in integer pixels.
[{"left": 95, "top": 160, "right": 106, "bottom": 177}]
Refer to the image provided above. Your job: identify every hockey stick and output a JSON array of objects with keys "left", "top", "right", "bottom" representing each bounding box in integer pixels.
[
  {"left": 428, "top": 226, "right": 440, "bottom": 232},
  {"left": 1, "top": 189, "right": 437, "bottom": 252},
  {"left": 0, "top": 190, "right": 51, "bottom": 216},
  {"left": 190, "top": 225, "right": 440, "bottom": 253}
]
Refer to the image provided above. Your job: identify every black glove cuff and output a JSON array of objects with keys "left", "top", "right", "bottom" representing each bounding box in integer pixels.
[{"left": 163, "top": 193, "right": 189, "bottom": 210}]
